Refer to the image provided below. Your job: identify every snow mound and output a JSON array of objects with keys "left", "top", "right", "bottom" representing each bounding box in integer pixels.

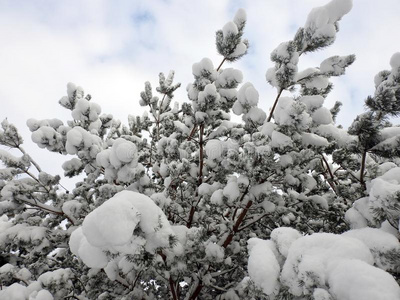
[
  {"left": 281, "top": 232, "right": 373, "bottom": 296},
  {"left": 305, "top": 0, "right": 353, "bottom": 44},
  {"left": 96, "top": 138, "right": 139, "bottom": 183},
  {"left": 329, "top": 259, "right": 400, "bottom": 300},
  {"left": 233, "top": 83, "right": 266, "bottom": 125},
  {"left": 247, "top": 238, "right": 280, "bottom": 295},
  {"left": 271, "top": 227, "right": 302, "bottom": 257},
  {"left": 390, "top": 52, "right": 400, "bottom": 71},
  {"left": 343, "top": 227, "right": 400, "bottom": 270},
  {"left": 65, "top": 126, "right": 102, "bottom": 157},
  {"left": 302, "top": 132, "right": 329, "bottom": 147},
  {"left": 69, "top": 191, "right": 177, "bottom": 271},
  {"left": 271, "top": 131, "right": 292, "bottom": 149}
]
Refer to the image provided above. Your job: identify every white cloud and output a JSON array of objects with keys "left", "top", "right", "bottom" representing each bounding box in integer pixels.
[{"left": 0, "top": 0, "right": 399, "bottom": 187}]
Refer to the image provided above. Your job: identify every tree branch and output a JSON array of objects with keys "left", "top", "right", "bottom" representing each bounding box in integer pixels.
[
  {"left": 188, "top": 190, "right": 251, "bottom": 299},
  {"left": 114, "top": 274, "right": 130, "bottom": 289},
  {"left": 222, "top": 187, "right": 251, "bottom": 248},
  {"left": 188, "top": 280, "right": 203, "bottom": 300},
  {"left": 216, "top": 57, "right": 226, "bottom": 72},
  {"left": 187, "top": 124, "right": 205, "bottom": 228},
  {"left": 156, "top": 93, "right": 167, "bottom": 141},
  {"left": 132, "top": 270, "right": 143, "bottom": 290},
  {"left": 17, "top": 146, "right": 42, "bottom": 173},
  {"left": 198, "top": 124, "right": 205, "bottom": 185},
  {"left": 360, "top": 150, "right": 367, "bottom": 191},
  {"left": 169, "top": 277, "right": 178, "bottom": 300},
  {"left": 267, "top": 89, "right": 283, "bottom": 122},
  {"left": 238, "top": 213, "right": 270, "bottom": 232},
  {"left": 158, "top": 251, "right": 179, "bottom": 300},
  {"left": 187, "top": 125, "right": 198, "bottom": 141},
  {"left": 16, "top": 195, "right": 76, "bottom": 225},
  {"left": 321, "top": 155, "right": 337, "bottom": 195},
  {"left": 187, "top": 197, "right": 201, "bottom": 228}
]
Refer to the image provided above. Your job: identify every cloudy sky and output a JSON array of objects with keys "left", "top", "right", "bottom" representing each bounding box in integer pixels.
[{"left": 1, "top": 0, "right": 400, "bottom": 185}]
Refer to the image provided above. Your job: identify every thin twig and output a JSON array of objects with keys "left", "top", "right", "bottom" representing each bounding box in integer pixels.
[
  {"left": 22, "top": 169, "right": 50, "bottom": 193},
  {"left": 188, "top": 280, "right": 203, "bottom": 300},
  {"left": 18, "top": 146, "right": 69, "bottom": 193},
  {"left": 238, "top": 213, "right": 270, "bottom": 232},
  {"left": 157, "top": 93, "right": 167, "bottom": 140},
  {"left": 267, "top": 89, "right": 283, "bottom": 122},
  {"left": 187, "top": 125, "right": 198, "bottom": 141},
  {"left": 169, "top": 277, "right": 178, "bottom": 300},
  {"left": 16, "top": 195, "right": 76, "bottom": 225},
  {"left": 216, "top": 57, "right": 226, "bottom": 72},
  {"left": 360, "top": 150, "right": 367, "bottom": 191},
  {"left": 115, "top": 274, "right": 131, "bottom": 289},
  {"left": 132, "top": 270, "right": 143, "bottom": 290},
  {"left": 321, "top": 155, "right": 337, "bottom": 195},
  {"left": 187, "top": 124, "right": 205, "bottom": 228},
  {"left": 198, "top": 124, "right": 205, "bottom": 185},
  {"left": 17, "top": 146, "right": 42, "bottom": 173},
  {"left": 158, "top": 251, "right": 179, "bottom": 300},
  {"left": 222, "top": 187, "right": 251, "bottom": 248}
]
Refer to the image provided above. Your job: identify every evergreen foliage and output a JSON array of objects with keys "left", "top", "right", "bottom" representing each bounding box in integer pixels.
[{"left": 1, "top": 0, "right": 400, "bottom": 299}]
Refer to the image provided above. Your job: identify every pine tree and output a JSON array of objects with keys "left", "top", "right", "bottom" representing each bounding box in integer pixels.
[{"left": 1, "top": 0, "right": 400, "bottom": 299}]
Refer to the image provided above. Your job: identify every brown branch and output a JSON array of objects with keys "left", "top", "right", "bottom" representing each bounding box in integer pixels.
[
  {"left": 189, "top": 280, "right": 203, "bottom": 300},
  {"left": 341, "top": 166, "right": 361, "bottom": 182},
  {"left": 188, "top": 188, "right": 249, "bottom": 300},
  {"left": 321, "top": 155, "right": 337, "bottom": 194},
  {"left": 157, "top": 251, "right": 178, "bottom": 299},
  {"left": 321, "top": 156, "right": 335, "bottom": 182},
  {"left": 169, "top": 277, "right": 178, "bottom": 300},
  {"left": 189, "top": 196, "right": 253, "bottom": 300},
  {"left": 238, "top": 213, "right": 269, "bottom": 232},
  {"left": 187, "top": 124, "right": 205, "bottom": 228},
  {"left": 216, "top": 57, "right": 226, "bottom": 72},
  {"left": 267, "top": 89, "right": 283, "bottom": 122},
  {"left": 360, "top": 150, "right": 367, "bottom": 191},
  {"left": 198, "top": 124, "right": 205, "bottom": 185},
  {"left": 16, "top": 195, "right": 76, "bottom": 225},
  {"left": 187, "top": 125, "right": 198, "bottom": 141},
  {"left": 376, "top": 111, "right": 383, "bottom": 121},
  {"left": 132, "top": 270, "right": 143, "bottom": 290},
  {"left": 222, "top": 187, "right": 251, "bottom": 248},
  {"left": 17, "top": 146, "right": 42, "bottom": 173},
  {"left": 187, "top": 57, "right": 227, "bottom": 300},
  {"left": 22, "top": 169, "right": 50, "bottom": 193},
  {"left": 116, "top": 276, "right": 130, "bottom": 288},
  {"left": 333, "top": 166, "right": 343, "bottom": 175},
  {"left": 231, "top": 207, "right": 238, "bottom": 220},
  {"left": 187, "top": 197, "right": 201, "bottom": 228},
  {"left": 222, "top": 200, "right": 252, "bottom": 248}
]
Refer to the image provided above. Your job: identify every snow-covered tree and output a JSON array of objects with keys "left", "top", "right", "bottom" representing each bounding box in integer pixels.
[{"left": 1, "top": 0, "right": 400, "bottom": 299}]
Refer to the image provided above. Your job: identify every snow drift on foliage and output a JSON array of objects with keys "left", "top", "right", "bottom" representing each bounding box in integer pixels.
[
  {"left": 0, "top": 283, "right": 53, "bottom": 300},
  {"left": 96, "top": 138, "right": 139, "bottom": 183},
  {"left": 247, "top": 238, "right": 280, "bottom": 295},
  {"left": 233, "top": 82, "right": 266, "bottom": 125},
  {"left": 0, "top": 268, "right": 72, "bottom": 300},
  {"left": 347, "top": 166, "right": 400, "bottom": 232},
  {"left": 343, "top": 227, "right": 400, "bottom": 271},
  {"left": 329, "top": 259, "right": 400, "bottom": 300},
  {"left": 305, "top": 0, "right": 353, "bottom": 45},
  {"left": 69, "top": 191, "right": 177, "bottom": 273},
  {"left": 281, "top": 232, "right": 373, "bottom": 296},
  {"left": 248, "top": 227, "right": 400, "bottom": 299}
]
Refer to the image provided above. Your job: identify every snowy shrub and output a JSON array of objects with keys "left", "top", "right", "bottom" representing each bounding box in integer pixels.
[{"left": 1, "top": 0, "right": 400, "bottom": 299}]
